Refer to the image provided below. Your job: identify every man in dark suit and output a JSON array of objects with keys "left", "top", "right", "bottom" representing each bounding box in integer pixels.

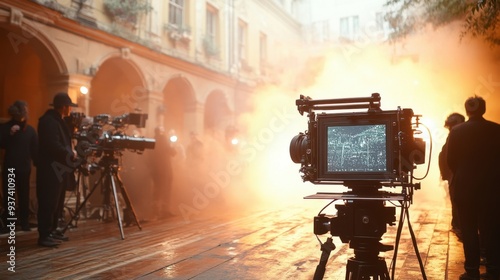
[
  {"left": 36, "top": 93, "right": 78, "bottom": 247},
  {"left": 438, "top": 113, "right": 465, "bottom": 236},
  {"left": 447, "top": 96, "right": 500, "bottom": 280}
]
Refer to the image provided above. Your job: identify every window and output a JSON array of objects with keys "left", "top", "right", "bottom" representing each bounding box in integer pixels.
[
  {"left": 168, "top": 0, "right": 184, "bottom": 27},
  {"left": 352, "top": 16, "right": 359, "bottom": 36},
  {"left": 340, "top": 17, "right": 349, "bottom": 38},
  {"left": 238, "top": 20, "right": 248, "bottom": 62},
  {"left": 205, "top": 4, "right": 219, "bottom": 55},
  {"left": 339, "top": 15, "right": 360, "bottom": 41}
]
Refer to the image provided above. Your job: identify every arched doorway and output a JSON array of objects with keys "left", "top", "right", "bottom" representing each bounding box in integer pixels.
[
  {"left": 162, "top": 76, "right": 196, "bottom": 144},
  {"left": 89, "top": 57, "right": 147, "bottom": 118},
  {"left": 204, "top": 90, "right": 232, "bottom": 141},
  {"left": 0, "top": 25, "right": 65, "bottom": 127}
]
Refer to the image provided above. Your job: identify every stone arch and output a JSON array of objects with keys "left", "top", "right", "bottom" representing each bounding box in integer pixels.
[
  {"left": 161, "top": 75, "right": 197, "bottom": 144},
  {"left": 0, "top": 11, "right": 68, "bottom": 126},
  {"left": 204, "top": 89, "right": 233, "bottom": 142},
  {"left": 88, "top": 56, "right": 148, "bottom": 118}
]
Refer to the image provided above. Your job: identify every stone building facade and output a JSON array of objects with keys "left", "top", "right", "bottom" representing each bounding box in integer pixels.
[
  {"left": 0, "top": 0, "right": 308, "bottom": 141},
  {"left": 0, "top": 0, "right": 311, "bottom": 219}
]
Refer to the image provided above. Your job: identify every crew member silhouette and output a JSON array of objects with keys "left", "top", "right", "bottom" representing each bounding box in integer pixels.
[
  {"left": 0, "top": 100, "right": 38, "bottom": 232},
  {"left": 36, "top": 93, "right": 78, "bottom": 247},
  {"left": 149, "top": 126, "right": 176, "bottom": 219},
  {"left": 438, "top": 112, "right": 465, "bottom": 238},
  {"left": 447, "top": 96, "right": 500, "bottom": 280}
]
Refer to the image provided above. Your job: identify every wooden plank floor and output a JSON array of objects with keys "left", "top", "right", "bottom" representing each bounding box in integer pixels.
[{"left": 1, "top": 197, "right": 472, "bottom": 280}]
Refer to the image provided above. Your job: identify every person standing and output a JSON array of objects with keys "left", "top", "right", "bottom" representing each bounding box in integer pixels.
[
  {"left": 148, "top": 126, "right": 176, "bottom": 219},
  {"left": 438, "top": 112, "right": 465, "bottom": 238},
  {"left": 36, "top": 93, "right": 78, "bottom": 247},
  {"left": 447, "top": 96, "right": 500, "bottom": 280},
  {"left": 0, "top": 101, "right": 38, "bottom": 232}
]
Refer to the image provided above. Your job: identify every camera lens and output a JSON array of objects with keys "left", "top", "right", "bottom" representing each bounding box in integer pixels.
[{"left": 290, "top": 133, "right": 309, "bottom": 163}]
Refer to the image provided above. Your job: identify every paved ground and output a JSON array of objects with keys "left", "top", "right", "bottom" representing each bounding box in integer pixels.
[{"left": 0, "top": 189, "right": 473, "bottom": 279}]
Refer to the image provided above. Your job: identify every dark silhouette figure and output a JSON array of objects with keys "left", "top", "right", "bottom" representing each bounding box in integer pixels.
[
  {"left": 149, "top": 126, "right": 176, "bottom": 219},
  {"left": 447, "top": 96, "right": 500, "bottom": 280},
  {"left": 186, "top": 131, "right": 204, "bottom": 168},
  {"left": 0, "top": 101, "right": 38, "bottom": 232},
  {"left": 438, "top": 112, "right": 465, "bottom": 236},
  {"left": 36, "top": 93, "right": 78, "bottom": 247}
]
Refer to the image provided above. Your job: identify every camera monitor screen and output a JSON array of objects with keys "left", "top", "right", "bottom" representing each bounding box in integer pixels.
[
  {"left": 327, "top": 124, "right": 386, "bottom": 172},
  {"left": 317, "top": 113, "right": 395, "bottom": 183}
]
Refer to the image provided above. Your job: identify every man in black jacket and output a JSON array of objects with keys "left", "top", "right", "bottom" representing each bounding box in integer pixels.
[
  {"left": 36, "top": 93, "right": 78, "bottom": 247},
  {"left": 0, "top": 101, "right": 38, "bottom": 232},
  {"left": 438, "top": 112, "right": 465, "bottom": 236},
  {"left": 447, "top": 96, "right": 500, "bottom": 280}
]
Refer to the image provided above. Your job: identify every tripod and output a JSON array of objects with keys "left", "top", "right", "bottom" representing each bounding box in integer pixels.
[
  {"left": 308, "top": 187, "right": 427, "bottom": 280},
  {"left": 63, "top": 164, "right": 91, "bottom": 229},
  {"left": 312, "top": 196, "right": 394, "bottom": 280},
  {"left": 61, "top": 152, "right": 142, "bottom": 239}
]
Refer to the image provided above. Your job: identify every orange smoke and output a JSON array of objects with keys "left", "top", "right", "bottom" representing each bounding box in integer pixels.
[
  {"left": 128, "top": 23, "right": 500, "bottom": 222},
  {"left": 235, "top": 23, "right": 500, "bottom": 209}
]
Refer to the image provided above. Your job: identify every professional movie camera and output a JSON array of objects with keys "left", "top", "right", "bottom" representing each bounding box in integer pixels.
[
  {"left": 62, "top": 111, "right": 155, "bottom": 239},
  {"left": 290, "top": 93, "right": 429, "bottom": 280},
  {"left": 66, "top": 112, "right": 155, "bottom": 158},
  {"left": 290, "top": 93, "right": 425, "bottom": 185}
]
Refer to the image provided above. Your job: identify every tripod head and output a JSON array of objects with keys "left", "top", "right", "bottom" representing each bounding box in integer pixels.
[{"left": 97, "top": 151, "right": 120, "bottom": 169}]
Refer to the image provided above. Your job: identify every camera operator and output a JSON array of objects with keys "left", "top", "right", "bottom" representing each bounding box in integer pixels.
[
  {"left": 36, "top": 93, "right": 78, "bottom": 247},
  {"left": 447, "top": 96, "right": 500, "bottom": 280},
  {"left": 0, "top": 100, "right": 38, "bottom": 232}
]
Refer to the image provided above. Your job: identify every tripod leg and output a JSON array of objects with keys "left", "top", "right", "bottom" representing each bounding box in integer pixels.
[
  {"left": 314, "top": 237, "right": 336, "bottom": 280},
  {"left": 114, "top": 172, "right": 142, "bottom": 230},
  {"left": 71, "top": 171, "right": 87, "bottom": 227},
  {"left": 62, "top": 172, "right": 80, "bottom": 228},
  {"left": 109, "top": 174, "right": 125, "bottom": 240},
  {"left": 60, "top": 171, "right": 106, "bottom": 234}
]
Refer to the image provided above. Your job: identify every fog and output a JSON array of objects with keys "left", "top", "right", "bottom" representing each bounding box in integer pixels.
[{"left": 122, "top": 23, "right": 500, "bottom": 223}]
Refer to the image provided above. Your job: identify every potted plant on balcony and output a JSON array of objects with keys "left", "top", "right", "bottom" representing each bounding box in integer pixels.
[
  {"left": 164, "top": 24, "right": 192, "bottom": 42},
  {"left": 104, "top": 0, "right": 152, "bottom": 25}
]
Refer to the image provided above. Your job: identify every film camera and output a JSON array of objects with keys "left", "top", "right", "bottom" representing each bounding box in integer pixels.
[
  {"left": 66, "top": 112, "right": 155, "bottom": 158},
  {"left": 290, "top": 93, "right": 428, "bottom": 279},
  {"left": 290, "top": 93, "right": 425, "bottom": 185},
  {"left": 62, "top": 111, "right": 155, "bottom": 239}
]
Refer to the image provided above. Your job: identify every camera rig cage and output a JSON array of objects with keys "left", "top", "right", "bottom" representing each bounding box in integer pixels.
[{"left": 290, "top": 93, "right": 425, "bottom": 188}]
